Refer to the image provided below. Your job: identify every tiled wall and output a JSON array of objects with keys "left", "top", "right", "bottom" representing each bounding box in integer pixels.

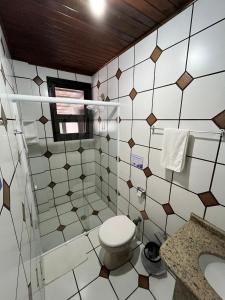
[
  {"left": 92, "top": 101, "right": 118, "bottom": 215},
  {"left": 12, "top": 60, "right": 97, "bottom": 214},
  {"left": 0, "top": 27, "right": 43, "bottom": 299},
  {"left": 92, "top": 0, "right": 225, "bottom": 242}
]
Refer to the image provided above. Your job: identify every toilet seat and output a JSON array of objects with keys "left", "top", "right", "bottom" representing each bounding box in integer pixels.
[{"left": 99, "top": 215, "right": 136, "bottom": 248}]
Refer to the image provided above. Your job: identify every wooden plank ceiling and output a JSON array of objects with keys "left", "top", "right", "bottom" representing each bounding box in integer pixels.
[{"left": 0, "top": 0, "right": 193, "bottom": 75}]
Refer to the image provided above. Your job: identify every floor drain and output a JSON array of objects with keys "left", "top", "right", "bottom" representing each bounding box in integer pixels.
[{"left": 80, "top": 215, "right": 87, "bottom": 221}]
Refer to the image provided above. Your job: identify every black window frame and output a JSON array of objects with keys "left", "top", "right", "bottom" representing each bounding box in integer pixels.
[{"left": 47, "top": 77, "right": 93, "bottom": 142}]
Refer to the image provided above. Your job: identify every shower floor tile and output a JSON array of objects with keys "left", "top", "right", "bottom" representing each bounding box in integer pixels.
[
  {"left": 40, "top": 192, "right": 116, "bottom": 253},
  {"left": 44, "top": 226, "right": 176, "bottom": 300},
  {"left": 63, "top": 221, "right": 85, "bottom": 241}
]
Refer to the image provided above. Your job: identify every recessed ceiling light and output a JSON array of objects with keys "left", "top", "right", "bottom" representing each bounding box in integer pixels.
[{"left": 89, "top": 0, "right": 106, "bottom": 18}]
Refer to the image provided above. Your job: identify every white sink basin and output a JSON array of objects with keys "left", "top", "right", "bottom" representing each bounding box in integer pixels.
[{"left": 199, "top": 254, "right": 225, "bottom": 299}]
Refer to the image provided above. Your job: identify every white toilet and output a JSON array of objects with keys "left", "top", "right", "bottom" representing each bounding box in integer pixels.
[{"left": 99, "top": 215, "right": 136, "bottom": 270}]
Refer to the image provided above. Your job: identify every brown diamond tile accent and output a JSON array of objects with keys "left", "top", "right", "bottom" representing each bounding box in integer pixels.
[
  {"left": 176, "top": 71, "right": 193, "bottom": 90},
  {"left": 39, "top": 116, "right": 48, "bottom": 124},
  {"left": 92, "top": 210, "right": 99, "bottom": 215},
  {"left": 146, "top": 113, "right": 157, "bottom": 126},
  {"left": 1, "top": 104, "right": 7, "bottom": 130},
  {"left": 97, "top": 80, "right": 100, "bottom": 89},
  {"left": 67, "top": 191, "right": 73, "bottom": 196},
  {"left": 150, "top": 46, "right": 163, "bottom": 63},
  {"left": 98, "top": 116, "right": 102, "bottom": 123},
  {"left": 71, "top": 207, "right": 78, "bottom": 212},
  {"left": 57, "top": 224, "right": 66, "bottom": 231},
  {"left": 162, "top": 203, "right": 174, "bottom": 215},
  {"left": 140, "top": 210, "right": 149, "bottom": 220},
  {"left": 44, "top": 150, "right": 52, "bottom": 158},
  {"left": 80, "top": 174, "right": 86, "bottom": 180},
  {"left": 138, "top": 275, "right": 149, "bottom": 289},
  {"left": 22, "top": 203, "right": 26, "bottom": 222},
  {"left": 212, "top": 110, "right": 225, "bottom": 129},
  {"left": 198, "top": 191, "right": 219, "bottom": 207},
  {"left": 107, "top": 195, "right": 111, "bottom": 202},
  {"left": 128, "top": 138, "right": 135, "bottom": 148},
  {"left": 129, "top": 88, "right": 137, "bottom": 100},
  {"left": 78, "top": 147, "right": 84, "bottom": 153},
  {"left": 106, "top": 167, "right": 111, "bottom": 174},
  {"left": 64, "top": 163, "right": 71, "bottom": 170},
  {"left": 116, "top": 68, "right": 122, "bottom": 80},
  {"left": 127, "top": 180, "right": 133, "bottom": 189},
  {"left": 99, "top": 266, "right": 110, "bottom": 278},
  {"left": 3, "top": 179, "right": 10, "bottom": 210},
  {"left": 106, "top": 134, "right": 111, "bottom": 141},
  {"left": 33, "top": 75, "right": 43, "bottom": 86},
  {"left": 100, "top": 176, "right": 103, "bottom": 182},
  {"left": 143, "top": 167, "right": 152, "bottom": 178},
  {"left": 48, "top": 181, "right": 56, "bottom": 189}
]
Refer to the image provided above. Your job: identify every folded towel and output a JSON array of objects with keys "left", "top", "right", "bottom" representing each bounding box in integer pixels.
[{"left": 161, "top": 128, "right": 189, "bottom": 172}]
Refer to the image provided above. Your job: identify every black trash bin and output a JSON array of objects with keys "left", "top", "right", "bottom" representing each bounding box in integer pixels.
[{"left": 141, "top": 241, "right": 167, "bottom": 277}]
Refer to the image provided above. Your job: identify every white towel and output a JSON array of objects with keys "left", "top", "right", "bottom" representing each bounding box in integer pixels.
[
  {"left": 161, "top": 128, "right": 189, "bottom": 172},
  {"left": 23, "top": 120, "right": 39, "bottom": 144}
]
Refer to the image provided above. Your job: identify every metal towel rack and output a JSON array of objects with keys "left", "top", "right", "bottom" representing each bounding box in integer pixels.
[{"left": 151, "top": 126, "right": 225, "bottom": 138}]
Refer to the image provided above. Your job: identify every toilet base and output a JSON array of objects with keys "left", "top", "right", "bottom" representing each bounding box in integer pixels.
[{"left": 103, "top": 248, "right": 133, "bottom": 270}]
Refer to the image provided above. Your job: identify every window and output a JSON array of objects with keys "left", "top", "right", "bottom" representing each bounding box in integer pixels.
[{"left": 47, "top": 77, "right": 93, "bottom": 141}]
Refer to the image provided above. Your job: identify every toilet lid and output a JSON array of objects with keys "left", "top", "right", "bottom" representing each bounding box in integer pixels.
[{"left": 99, "top": 215, "right": 136, "bottom": 248}]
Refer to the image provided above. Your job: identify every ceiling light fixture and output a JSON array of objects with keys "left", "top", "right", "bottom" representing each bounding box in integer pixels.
[{"left": 89, "top": 0, "right": 106, "bottom": 18}]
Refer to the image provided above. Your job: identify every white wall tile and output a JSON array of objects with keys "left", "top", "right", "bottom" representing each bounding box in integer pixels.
[
  {"left": 119, "top": 47, "right": 134, "bottom": 71},
  {"left": 119, "top": 120, "right": 132, "bottom": 141},
  {"left": 76, "top": 73, "right": 92, "bottom": 83},
  {"left": 158, "top": 6, "right": 192, "bottom": 49},
  {"left": 187, "top": 20, "right": 225, "bottom": 77},
  {"left": 211, "top": 164, "right": 225, "bottom": 206},
  {"left": 170, "top": 184, "right": 204, "bottom": 220},
  {"left": 13, "top": 60, "right": 37, "bottom": 78},
  {"left": 99, "top": 65, "right": 107, "bottom": 83},
  {"left": 107, "top": 57, "right": 118, "bottom": 78},
  {"left": 119, "top": 67, "right": 133, "bottom": 97},
  {"left": 155, "top": 40, "right": 188, "bottom": 88},
  {"left": 179, "top": 121, "right": 219, "bottom": 162},
  {"left": 173, "top": 157, "right": 214, "bottom": 194},
  {"left": 205, "top": 205, "right": 225, "bottom": 231},
  {"left": 133, "top": 90, "right": 152, "bottom": 120},
  {"left": 108, "top": 76, "right": 118, "bottom": 99},
  {"left": 58, "top": 70, "right": 75, "bottom": 80},
  {"left": 135, "top": 32, "right": 157, "bottom": 64},
  {"left": 37, "top": 66, "right": 57, "bottom": 80},
  {"left": 132, "top": 120, "right": 150, "bottom": 147},
  {"left": 145, "top": 196, "right": 167, "bottom": 230},
  {"left": 191, "top": 0, "right": 225, "bottom": 34},
  {"left": 147, "top": 175, "right": 170, "bottom": 204},
  {"left": 134, "top": 59, "right": 154, "bottom": 92},
  {"left": 153, "top": 84, "right": 182, "bottom": 119},
  {"left": 181, "top": 72, "right": 225, "bottom": 119},
  {"left": 166, "top": 214, "right": 186, "bottom": 236},
  {"left": 119, "top": 96, "right": 132, "bottom": 119}
]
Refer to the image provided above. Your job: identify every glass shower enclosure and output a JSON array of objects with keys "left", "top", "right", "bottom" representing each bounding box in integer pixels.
[{"left": 13, "top": 93, "right": 119, "bottom": 252}]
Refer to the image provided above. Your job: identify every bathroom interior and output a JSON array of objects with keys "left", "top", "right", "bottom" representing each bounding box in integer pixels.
[{"left": 0, "top": 0, "right": 225, "bottom": 299}]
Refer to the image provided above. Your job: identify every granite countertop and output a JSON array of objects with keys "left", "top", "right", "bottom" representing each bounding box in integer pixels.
[{"left": 160, "top": 213, "right": 225, "bottom": 300}]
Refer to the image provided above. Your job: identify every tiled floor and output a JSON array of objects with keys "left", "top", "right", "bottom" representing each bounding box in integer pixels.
[
  {"left": 39, "top": 193, "right": 116, "bottom": 252},
  {"left": 44, "top": 226, "right": 176, "bottom": 300}
]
